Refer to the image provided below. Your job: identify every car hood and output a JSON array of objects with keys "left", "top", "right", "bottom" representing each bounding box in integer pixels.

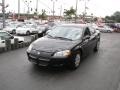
[
  {"left": 32, "top": 37, "right": 78, "bottom": 52},
  {"left": 4, "top": 27, "right": 16, "bottom": 31}
]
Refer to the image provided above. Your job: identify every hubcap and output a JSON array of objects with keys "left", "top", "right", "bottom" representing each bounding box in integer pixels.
[
  {"left": 75, "top": 54, "right": 80, "bottom": 67},
  {"left": 12, "top": 30, "right": 16, "bottom": 34}
]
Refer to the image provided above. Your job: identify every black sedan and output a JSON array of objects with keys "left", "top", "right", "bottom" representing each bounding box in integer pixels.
[{"left": 27, "top": 24, "right": 100, "bottom": 69}]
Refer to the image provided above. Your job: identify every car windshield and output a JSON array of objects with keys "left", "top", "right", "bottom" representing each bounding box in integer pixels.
[
  {"left": 47, "top": 26, "right": 83, "bottom": 41},
  {"left": 6, "top": 24, "right": 16, "bottom": 28}
]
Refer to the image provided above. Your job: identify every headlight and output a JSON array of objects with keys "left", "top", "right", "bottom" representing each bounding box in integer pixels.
[
  {"left": 27, "top": 44, "right": 33, "bottom": 52},
  {"left": 53, "top": 50, "right": 71, "bottom": 57},
  {"left": 38, "top": 30, "right": 43, "bottom": 34}
]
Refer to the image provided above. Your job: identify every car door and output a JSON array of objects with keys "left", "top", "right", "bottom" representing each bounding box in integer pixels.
[
  {"left": 81, "top": 27, "right": 91, "bottom": 56},
  {"left": 89, "top": 27, "right": 98, "bottom": 51}
]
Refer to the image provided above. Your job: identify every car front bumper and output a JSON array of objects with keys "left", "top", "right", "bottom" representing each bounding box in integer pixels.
[{"left": 27, "top": 52, "right": 71, "bottom": 67}]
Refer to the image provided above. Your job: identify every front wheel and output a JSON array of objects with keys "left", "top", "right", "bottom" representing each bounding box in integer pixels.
[
  {"left": 26, "top": 31, "right": 30, "bottom": 35},
  {"left": 94, "top": 40, "right": 100, "bottom": 52},
  {"left": 69, "top": 53, "right": 81, "bottom": 70}
]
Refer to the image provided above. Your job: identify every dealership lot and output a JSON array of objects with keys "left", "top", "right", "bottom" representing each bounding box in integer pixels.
[{"left": 0, "top": 33, "right": 120, "bottom": 90}]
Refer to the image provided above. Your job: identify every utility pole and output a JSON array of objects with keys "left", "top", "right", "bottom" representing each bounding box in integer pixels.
[
  {"left": 2, "top": 0, "right": 5, "bottom": 28},
  {"left": 18, "top": 0, "right": 20, "bottom": 19},
  {"left": 36, "top": 0, "right": 38, "bottom": 14}
]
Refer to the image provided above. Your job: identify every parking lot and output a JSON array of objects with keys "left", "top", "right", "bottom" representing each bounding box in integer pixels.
[{"left": 0, "top": 33, "right": 120, "bottom": 90}]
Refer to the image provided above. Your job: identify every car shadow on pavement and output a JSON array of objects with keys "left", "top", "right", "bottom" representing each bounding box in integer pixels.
[{"left": 29, "top": 64, "right": 70, "bottom": 74}]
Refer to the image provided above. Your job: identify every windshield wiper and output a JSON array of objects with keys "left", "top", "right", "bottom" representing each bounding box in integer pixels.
[{"left": 54, "top": 36, "right": 72, "bottom": 41}]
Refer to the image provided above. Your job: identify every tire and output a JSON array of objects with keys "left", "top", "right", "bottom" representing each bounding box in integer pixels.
[
  {"left": 26, "top": 31, "right": 30, "bottom": 35},
  {"left": 69, "top": 53, "right": 81, "bottom": 70},
  {"left": 12, "top": 30, "right": 16, "bottom": 34},
  {"left": 94, "top": 40, "right": 100, "bottom": 52}
]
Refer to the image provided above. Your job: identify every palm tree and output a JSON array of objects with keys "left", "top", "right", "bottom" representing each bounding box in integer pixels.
[
  {"left": 39, "top": 9, "right": 47, "bottom": 20},
  {"left": 64, "top": 7, "right": 76, "bottom": 20}
]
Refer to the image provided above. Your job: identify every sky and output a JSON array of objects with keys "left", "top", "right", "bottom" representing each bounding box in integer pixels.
[{"left": 0, "top": 0, "right": 120, "bottom": 17}]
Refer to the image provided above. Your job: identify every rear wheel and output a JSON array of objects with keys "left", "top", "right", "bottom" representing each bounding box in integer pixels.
[
  {"left": 12, "top": 30, "right": 16, "bottom": 34},
  {"left": 69, "top": 53, "right": 81, "bottom": 70}
]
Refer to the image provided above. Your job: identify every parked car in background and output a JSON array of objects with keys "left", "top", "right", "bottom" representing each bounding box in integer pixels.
[
  {"left": 96, "top": 25, "right": 113, "bottom": 33},
  {"left": 0, "top": 31, "right": 24, "bottom": 48},
  {"left": 27, "top": 24, "right": 100, "bottom": 69},
  {"left": 16, "top": 24, "right": 38, "bottom": 35},
  {"left": 3, "top": 24, "right": 19, "bottom": 34},
  {"left": 37, "top": 24, "right": 49, "bottom": 37}
]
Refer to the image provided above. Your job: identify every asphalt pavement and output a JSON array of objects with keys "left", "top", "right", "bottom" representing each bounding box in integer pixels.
[{"left": 0, "top": 33, "right": 120, "bottom": 90}]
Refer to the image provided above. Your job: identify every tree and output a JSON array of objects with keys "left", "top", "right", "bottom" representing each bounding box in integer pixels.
[
  {"left": 105, "top": 11, "right": 120, "bottom": 23},
  {"left": 93, "top": 17, "right": 98, "bottom": 22},
  {"left": 34, "top": 12, "right": 37, "bottom": 15},
  {"left": 64, "top": 7, "right": 76, "bottom": 19},
  {"left": 39, "top": 9, "right": 47, "bottom": 20},
  {"left": 113, "top": 11, "right": 120, "bottom": 22}
]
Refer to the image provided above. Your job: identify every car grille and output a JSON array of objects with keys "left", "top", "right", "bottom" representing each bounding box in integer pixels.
[
  {"left": 29, "top": 50, "right": 54, "bottom": 66},
  {"left": 31, "top": 49, "right": 53, "bottom": 58}
]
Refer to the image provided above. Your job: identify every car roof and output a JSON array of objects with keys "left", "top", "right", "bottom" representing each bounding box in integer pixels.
[{"left": 58, "top": 24, "right": 88, "bottom": 28}]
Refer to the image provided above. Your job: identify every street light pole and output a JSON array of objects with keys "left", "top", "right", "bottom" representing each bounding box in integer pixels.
[
  {"left": 36, "top": 0, "right": 38, "bottom": 14},
  {"left": 2, "top": 0, "right": 5, "bottom": 28},
  {"left": 53, "top": 1, "right": 55, "bottom": 18},
  {"left": 83, "top": 0, "right": 89, "bottom": 21},
  {"left": 84, "top": 0, "right": 87, "bottom": 17},
  {"left": 25, "top": 0, "right": 32, "bottom": 19},
  {"left": 51, "top": 0, "right": 57, "bottom": 20},
  {"left": 75, "top": 0, "right": 78, "bottom": 23},
  {"left": 60, "top": 5, "right": 62, "bottom": 17}
]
